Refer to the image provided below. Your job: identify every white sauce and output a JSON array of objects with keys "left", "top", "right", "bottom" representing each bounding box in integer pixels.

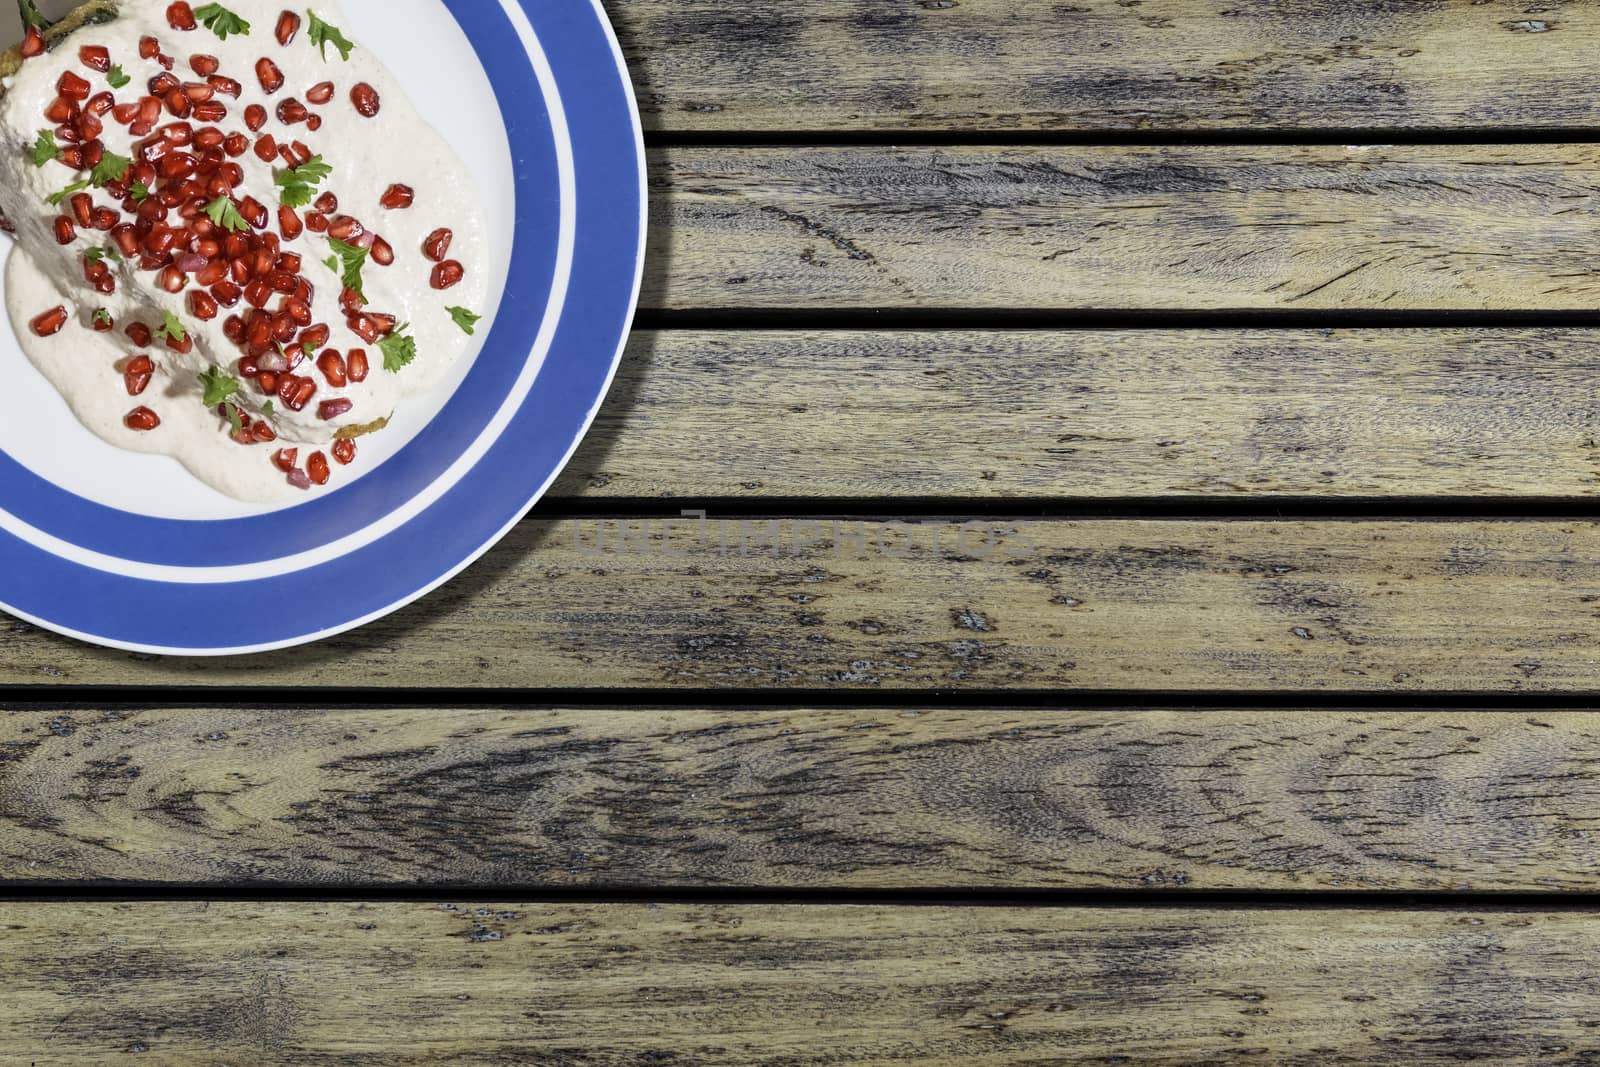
[{"left": 0, "top": 0, "right": 487, "bottom": 501}]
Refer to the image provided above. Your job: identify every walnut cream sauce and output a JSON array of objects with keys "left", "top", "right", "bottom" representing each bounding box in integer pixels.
[{"left": 0, "top": 1, "right": 486, "bottom": 500}]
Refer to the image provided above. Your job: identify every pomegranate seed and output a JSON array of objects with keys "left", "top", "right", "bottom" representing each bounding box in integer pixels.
[
  {"left": 68, "top": 193, "right": 93, "bottom": 227},
  {"left": 157, "top": 266, "right": 186, "bottom": 293},
  {"left": 338, "top": 287, "right": 364, "bottom": 314},
  {"left": 20, "top": 25, "right": 45, "bottom": 58},
  {"left": 252, "top": 422, "right": 276, "bottom": 443},
  {"left": 379, "top": 184, "right": 415, "bottom": 210},
  {"left": 167, "top": 3, "right": 196, "bottom": 31},
  {"left": 124, "top": 406, "right": 161, "bottom": 431},
  {"left": 124, "top": 355, "right": 155, "bottom": 395},
  {"left": 370, "top": 236, "right": 394, "bottom": 267},
  {"left": 208, "top": 75, "right": 242, "bottom": 98},
  {"left": 256, "top": 57, "right": 285, "bottom": 95},
  {"left": 287, "top": 467, "right": 312, "bottom": 490},
  {"left": 348, "top": 315, "right": 379, "bottom": 343},
  {"left": 306, "top": 114, "right": 322, "bottom": 132},
  {"left": 317, "top": 349, "right": 347, "bottom": 387},
  {"left": 278, "top": 205, "right": 304, "bottom": 240},
  {"left": 192, "top": 100, "right": 227, "bottom": 122},
  {"left": 314, "top": 191, "right": 338, "bottom": 215},
  {"left": 272, "top": 9, "right": 301, "bottom": 43},
  {"left": 92, "top": 309, "right": 115, "bottom": 332},
  {"left": 92, "top": 208, "right": 118, "bottom": 231},
  {"left": 253, "top": 134, "right": 277, "bottom": 163},
  {"left": 211, "top": 280, "right": 242, "bottom": 306},
  {"left": 305, "top": 211, "right": 328, "bottom": 234},
  {"left": 166, "top": 330, "right": 193, "bottom": 355},
  {"left": 306, "top": 81, "right": 335, "bottom": 105},
  {"left": 43, "top": 97, "right": 75, "bottom": 124},
  {"left": 190, "top": 54, "right": 219, "bottom": 76},
  {"left": 431, "top": 261, "right": 465, "bottom": 290},
  {"left": 30, "top": 307, "right": 68, "bottom": 336},
  {"left": 223, "top": 131, "right": 249, "bottom": 157},
  {"left": 318, "top": 398, "right": 353, "bottom": 421},
  {"left": 149, "top": 72, "right": 180, "bottom": 96},
  {"left": 299, "top": 324, "right": 331, "bottom": 349},
  {"left": 87, "top": 92, "right": 115, "bottom": 117},
  {"left": 423, "top": 228, "right": 453, "bottom": 262},
  {"left": 284, "top": 297, "right": 311, "bottom": 325},
  {"left": 273, "top": 447, "right": 299, "bottom": 472},
  {"left": 331, "top": 438, "right": 356, "bottom": 465},
  {"left": 125, "top": 322, "right": 153, "bottom": 347},
  {"left": 244, "top": 103, "right": 268, "bottom": 131},
  {"left": 288, "top": 140, "right": 313, "bottom": 166},
  {"left": 275, "top": 98, "right": 308, "bottom": 124},
  {"left": 77, "top": 112, "right": 104, "bottom": 140},
  {"left": 112, "top": 101, "right": 140, "bottom": 124},
  {"left": 307, "top": 451, "right": 331, "bottom": 484},
  {"left": 188, "top": 290, "right": 219, "bottom": 320},
  {"left": 239, "top": 196, "right": 269, "bottom": 230},
  {"left": 283, "top": 375, "right": 317, "bottom": 411},
  {"left": 57, "top": 71, "right": 92, "bottom": 101},
  {"left": 182, "top": 81, "right": 214, "bottom": 102},
  {"left": 346, "top": 349, "right": 369, "bottom": 382},
  {"left": 53, "top": 217, "right": 77, "bottom": 245},
  {"left": 350, "top": 83, "right": 380, "bottom": 117},
  {"left": 78, "top": 46, "right": 111, "bottom": 73},
  {"left": 139, "top": 35, "right": 161, "bottom": 59}
]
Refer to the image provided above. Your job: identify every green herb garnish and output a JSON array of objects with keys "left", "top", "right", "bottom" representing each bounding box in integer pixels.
[
  {"left": 106, "top": 65, "right": 131, "bottom": 89},
  {"left": 261, "top": 399, "right": 275, "bottom": 417},
  {"left": 204, "top": 196, "right": 250, "bottom": 233},
  {"left": 194, "top": 3, "right": 251, "bottom": 39},
  {"left": 92, "top": 308, "right": 112, "bottom": 327},
  {"left": 273, "top": 155, "right": 332, "bottom": 208},
  {"left": 160, "top": 311, "right": 187, "bottom": 345},
  {"left": 90, "top": 151, "right": 131, "bottom": 188},
  {"left": 447, "top": 306, "right": 482, "bottom": 335},
  {"left": 46, "top": 179, "right": 90, "bottom": 207},
  {"left": 129, "top": 182, "right": 151, "bottom": 203},
  {"left": 199, "top": 365, "right": 240, "bottom": 407},
  {"left": 378, "top": 323, "right": 416, "bottom": 372},
  {"left": 31, "top": 130, "right": 59, "bottom": 168},
  {"left": 326, "top": 236, "right": 368, "bottom": 299},
  {"left": 307, "top": 10, "right": 355, "bottom": 60}
]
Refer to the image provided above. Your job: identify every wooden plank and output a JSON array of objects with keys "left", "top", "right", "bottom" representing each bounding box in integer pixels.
[
  {"left": 6, "top": 706, "right": 1600, "bottom": 890},
  {"left": 555, "top": 329, "right": 1600, "bottom": 499},
  {"left": 4, "top": 901, "right": 1599, "bottom": 1063},
  {"left": 6, "top": 519, "right": 1600, "bottom": 690},
  {"left": 613, "top": 0, "right": 1600, "bottom": 133},
  {"left": 647, "top": 145, "right": 1600, "bottom": 311}
]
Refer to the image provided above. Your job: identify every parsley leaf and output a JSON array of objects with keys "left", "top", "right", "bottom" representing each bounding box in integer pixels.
[
  {"left": 129, "top": 182, "right": 151, "bottom": 203},
  {"left": 160, "top": 311, "right": 187, "bottom": 344},
  {"left": 84, "top": 248, "right": 108, "bottom": 265},
  {"left": 261, "top": 399, "right": 276, "bottom": 417},
  {"left": 106, "top": 65, "right": 131, "bottom": 89},
  {"left": 225, "top": 402, "right": 244, "bottom": 434},
  {"left": 447, "top": 306, "right": 482, "bottom": 335},
  {"left": 90, "top": 151, "right": 131, "bottom": 188},
  {"left": 46, "top": 180, "right": 90, "bottom": 207},
  {"left": 17, "top": 0, "right": 48, "bottom": 29},
  {"left": 307, "top": 10, "right": 355, "bottom": 61},
  {"left": 204, "top": 196, "right": 250, "bottom": 233},
  {"left": 378, "top": 323, "right": 416, "bottom": 372},
  {"left": 194, "top": 3, "right": 251, "bottom": 39},
  {"left": 92, "top": 308, "right": 112, "bottom": 327},
  {"left": 199, "top": 365, "right": 240, "bottom": 407},
  {"left": 31, "top": 130, "right": 59, "bottom": 168},
  {"left": 327, "top": 237, "right": 368, "bottom": 299},
  {"left": 323, "top": 254, "right": 338, "bottom": 274},
  {"left": 273, "top": 155, "right": 332, "bottom": 208}
]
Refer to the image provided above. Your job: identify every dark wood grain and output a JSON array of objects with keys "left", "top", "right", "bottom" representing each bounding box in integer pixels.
[
  {"left": 611, "top": 0, "right": 1600, "bottom": 134},
  {"left": 647, "top": 145, "right": 1600, "bottom": 311},
  {"left": 6, "top": 901, "right": 1600, "bottom": 1064},
  {"left": 8, "top": 519, "right": 1600, "bottom": 690},
  {"left": 5, "top": 706, "right": 1600, "bottom": 890},
  {"left": 555, "top": 329, "right": 1600, "bottom": 499}
]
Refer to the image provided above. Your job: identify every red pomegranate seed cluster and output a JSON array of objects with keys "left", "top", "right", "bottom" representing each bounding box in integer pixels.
[{"left": 19, "top": 9, "right": 468, "bottom": 493}]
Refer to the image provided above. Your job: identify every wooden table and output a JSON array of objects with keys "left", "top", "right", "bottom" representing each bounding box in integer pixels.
[{"left": 9, "top": 1, "right": 1600, "bottom": 1061}]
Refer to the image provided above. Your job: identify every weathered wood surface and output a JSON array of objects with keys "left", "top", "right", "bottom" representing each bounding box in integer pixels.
[
  {"left": 647, "top": 145, "right": 1600, "bottom": 310},
  {"left": 7, "top": 519, "right": 1600, "bottom": 690},
  {"left": 612, "top": 0, "right": 1600, "bottom": 133},
  {"left": 557, "top": 329, "right": 1600, "bottom": 499},
  {"left": 8, "top": 705, "right": 1600, "bottom": 891},
  {"left": 5, "top": 901, "right": 1600, "bottom": 1064}
]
